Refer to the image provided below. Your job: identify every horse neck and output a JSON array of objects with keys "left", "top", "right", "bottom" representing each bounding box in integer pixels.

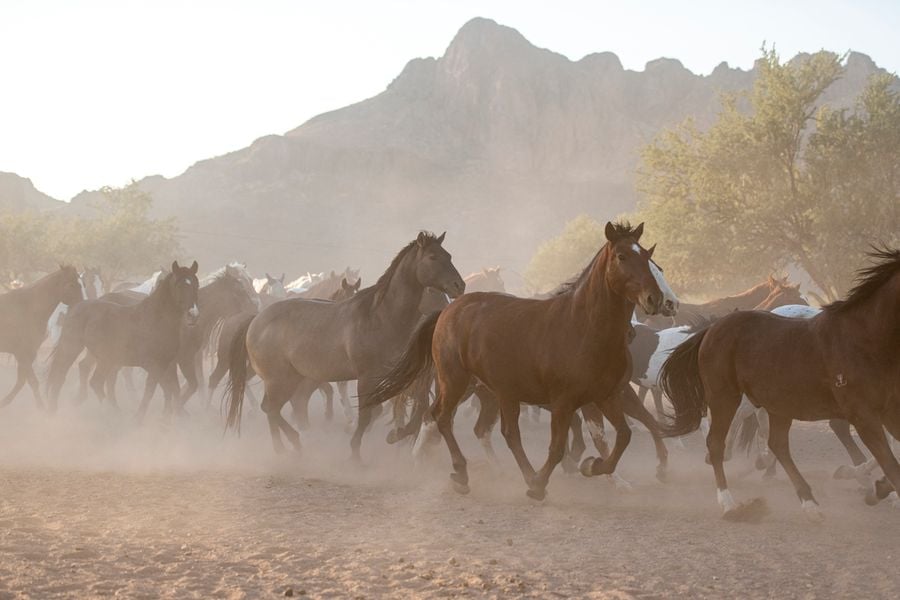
[
  {"left": 833, "top": 277, "right": 900, "bottom": 353},
  {"left": 140, "top": 280, "right": 180, "bottom": 324},
  {"left": 373, "top": 252, "right": 425, "bottom": 327},
  {"left": 706, "top": 281, "right": 771, "bottom": 311},
  {"left": 27, "top": 273, "right": 71, "bottom": 322},
  {"left": 569, "top": 249, "right": 633, "bottom": 343}
]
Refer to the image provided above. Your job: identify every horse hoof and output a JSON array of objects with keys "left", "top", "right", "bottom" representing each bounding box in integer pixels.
[
  {"left": 526, "top": 487, "right": 546, "bottom": 501},
  {"left": 579, "top": 457, "right": 595, "bottom": 477},
  {"left": 449, "top": 473, "right": 469, "bottom": 495},
  {"left": 801, "top": 500, "right": 824, "bottom": 523},
  {"left": 386, "top": 430, "right": 399, "bottom": 445},
  {"left": 864, "top": 491, "right": 880, "bottom": 506},
  {"left": 655, "top": 467, "right": 667, "bottom": 483},
  {"left": 833, "top": 465, "right": 856, "bottom": 480},
  {"left": 722, "top": 497, "right": 769, "bottom": 523}
]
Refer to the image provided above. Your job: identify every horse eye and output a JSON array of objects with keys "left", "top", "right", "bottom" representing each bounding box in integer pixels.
[{"left": 617, "top": 253, "right": 627, "bottom": 261}]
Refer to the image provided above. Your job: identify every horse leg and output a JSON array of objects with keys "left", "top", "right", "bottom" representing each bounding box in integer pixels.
[
  {"left": 498, "top": 399, "right": 537, "bottom": 487},
  {"left": 76, "top": 353, "right": 95, "bottom": 405},
  {"left": 104, "top": 367, "right": 120, "bottom": 410},
  {"left": 766, "top": 414, "right": 822, "bottom": 521},
  {"left": 323, "top": 383, "right": 335, "bottom": 422},
  {"left": 289, "top": 388, "right": 313, "bottom": 431},
  {"left": 386, "top": 394, "right": 407, "bottom": 444},
  {"left": 23, "top": 362, "right": 44, "bottom": 412},
  {"left": 472, "top": 385, "right": 500, "bottom": 462},
  {"left": 853, "top": 415, "right": 900, "bottom": 507},
  {"left": 337, "top": 381, "right": 354, "bottom": 425},
  {"left": 350, "top": 378, "right": 380, "bottom": 462},
  {"left": 622, "top": 385, "right": 668, "bottom": 482},
  {"left": 135, "top": 368, "right": 163, "bottom": 424},
  {"left": 561, "top": 410, "right": 586, "bottom": 474},
  {"left": 651, "top": 387, "right": 666, "bottom": 421},
  {"left": 529, "top": 404, "right": 541, "bottom": 423},
  {"left": 580, "top": 402, "right": 610, "bottom": 459},
  {"left": 262, "top": 377, "right": 304, "bottom": 455},
  {"left": 705, "top": 391, "right": 761, "bottom": 520},
  {"left": 123, "top": 368, "right": 137, "bottom": 393},
  {"left": 160, "top": 364, "right": 183, "bottom": 419},
  {"left": 1, "top": 360, "right": 29, "bottom": 409},
  {"left": 528, "top": 404, "right": 575, "bottom": 500},
  {"left": 830, "top": 418, "right": 869, "bottom": 481},
  {"left": 177, "top": 351, "right": 199, "bottom": 409},
  {"left": 432, "top": 370, "right": 473, "bottom": 494},
  {"left": 89, "top": 363, "right": 109, "bottom": 404},
  {"left": 755, "top": 408, "right": 777, "bottom": 478}
]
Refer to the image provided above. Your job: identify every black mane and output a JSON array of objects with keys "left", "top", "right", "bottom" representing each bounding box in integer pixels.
[
  {"left": 356, "top": 232, "right": 441, "bottom": 309},
  {"left": 825, "top": 247, "right": 900, "bottom": 313}
]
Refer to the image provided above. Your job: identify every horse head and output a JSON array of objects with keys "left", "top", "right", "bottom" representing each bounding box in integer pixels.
[
  {"left": 603, "top": 222, "right": 678, "bottom": 317},
  {"left": 168, "top": 261, "right": 200, "bottom": 326},
  {"left": 412, "top": 231, "right": 465, "bottom": 299}
]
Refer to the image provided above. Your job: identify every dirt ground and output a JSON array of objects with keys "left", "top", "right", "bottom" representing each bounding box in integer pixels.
[{"left": 0, "top": 362, "right": 898, "bottom": 599}]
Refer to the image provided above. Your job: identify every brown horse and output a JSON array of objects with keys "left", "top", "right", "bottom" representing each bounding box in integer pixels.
[
  {"left": 463, "top": 267, "right": 505, "bottom": 293},
  {"left": 47, "top": 262, "right": 200, "bottom": 418},
  {"left": 370, "top": 222, "right": 678, "bottom": 499},
  {"left": 752, "top": 280, "right": 807, "bottom": 311},
  {"left": 225, "top": 232, "right": 465, "bottom": 460},
  {"left": 661, "top": 248, "right": 900, "bottom": 521},
  {"left": 0, "top": 266, "right": 85, "bottom": 409}
]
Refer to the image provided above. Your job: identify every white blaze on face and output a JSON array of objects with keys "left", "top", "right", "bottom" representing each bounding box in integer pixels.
[
  {"left": 189, "top": 303, "right": 199, "bottom": 319},
  {"left": 78, "top": 277, "right": 87, "bottom": 300},
  {"left": 649, "top": 261, "right": 679, "bottom": 311},
  {"left": 443, "top": 292, "right": 452, "bottom": 304},
  {"left": 631, "top": 243, "right": 641, "bottom": 254},
  {"left": 92, "top": 275, "right": 103, "bottom": 298}
]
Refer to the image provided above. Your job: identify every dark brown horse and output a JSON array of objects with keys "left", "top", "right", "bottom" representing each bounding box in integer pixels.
[
  {"left": 0, "top": 266, "right": 84, "bottom": 409},
  {"left": 661, "top": 248, "right": 900, "bottom": 521},
  {"left": 47, "top": 262, "right": 200, "bottom": 418},
  {"left": 370, "top": 222, "right": 678, "bottom": 499},
  {"left": 175, "top": 267, "right": 259, "bottom": 406},
  {"left": 226, "top": 232, "right": 465, "bottom": 460}
]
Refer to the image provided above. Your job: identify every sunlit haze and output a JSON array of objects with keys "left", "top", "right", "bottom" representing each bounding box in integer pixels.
[{"left": 2, "top": 0, "right": 898, "bottom": 200}]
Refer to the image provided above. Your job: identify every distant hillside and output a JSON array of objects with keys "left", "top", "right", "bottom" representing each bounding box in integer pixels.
[
  {"left": 13, "top": 19, "right": 891, "bottom": 283},
  {"left": 0, "top": 172, "right": 63, "bottom": 213}
]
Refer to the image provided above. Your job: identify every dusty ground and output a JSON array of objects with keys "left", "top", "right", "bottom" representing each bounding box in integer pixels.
[{"left": 0, "top": 362, "right": 898, "bottom": 599}]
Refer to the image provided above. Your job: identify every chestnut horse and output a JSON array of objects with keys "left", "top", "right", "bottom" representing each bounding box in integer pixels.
[
  {"left": 370, "top": 222, "right": 678, "bottom": 500},
  {"left": 661, "top": 248, "right": 900, "bottom": 521}
]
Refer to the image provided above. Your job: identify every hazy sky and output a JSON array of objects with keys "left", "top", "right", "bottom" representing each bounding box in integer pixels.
[{"left": 2, "top": 0, "right": 897, "bottom": 200}]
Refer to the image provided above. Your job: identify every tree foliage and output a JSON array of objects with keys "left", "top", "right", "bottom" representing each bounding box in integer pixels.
[
  {"left": 0, "top": 183, "right": 180, "bottom": 285},
  {"left": 633, "top": 49, "right": 900, "bottom": 300},
  {"left": 524, "top": 215, "right": 605, "bottom": 293}
]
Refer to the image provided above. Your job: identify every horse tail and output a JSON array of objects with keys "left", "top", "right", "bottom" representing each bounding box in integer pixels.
[
  {"left": 735, "top": 413, "right": 759, "bottom": 456},
  {"left": 366, "top": 311, "right": 440, "bottom": 407},
  {"left": 224, "top": 314, "right": 254, "bottom": 433},
  {"left": 659, "top": 327, "right": 710, "bottom": 437}
]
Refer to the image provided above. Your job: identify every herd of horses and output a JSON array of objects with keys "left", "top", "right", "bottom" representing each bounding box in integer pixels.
[{"left": 1, "top": 224, "right": 898, "bottom": 522}]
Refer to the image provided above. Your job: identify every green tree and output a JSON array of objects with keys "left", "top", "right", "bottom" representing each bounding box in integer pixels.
[
  {"left": 524, "top": 215, "right": 605, "bottom": 293},
  {"left": 634, "top": 49, "right": 900, "bottom": 300}
]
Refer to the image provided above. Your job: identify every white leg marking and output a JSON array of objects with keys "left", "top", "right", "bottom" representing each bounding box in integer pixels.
[
  {"left": 717, "top": 488, "right": 738, "bottom": 513},
  {"left": 608, "top": 472, "right": 633, "bottom": 492},
  {"left": 888, "top": 491, "right": 900, "bottom": 509},
  {"left": 412, "top": 421, "right": 440, "bottom": 459},
  {"left": 801, "top": 499, "right": 824, "bottom": 522}
]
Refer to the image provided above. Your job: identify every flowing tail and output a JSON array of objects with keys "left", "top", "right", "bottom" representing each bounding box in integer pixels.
[
  {"left": 366, "top": 311, "right": 440, "bottom": 407},
  {"left": 658, "top": 327, "right": 710, "bottom": 437},
  {"left": 734, "top": 413, "right": 759, "bottom": 456},
  {"left": 224, "top": 314, "right": 254, "bottom": 433}
]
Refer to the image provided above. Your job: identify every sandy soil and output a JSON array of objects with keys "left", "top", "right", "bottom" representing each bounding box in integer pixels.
[{"left": 0, "top": 362, "right": 898, "bottom": 599}]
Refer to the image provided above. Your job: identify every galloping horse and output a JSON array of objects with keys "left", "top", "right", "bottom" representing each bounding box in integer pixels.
[
  {"left": 661, "top": 248, "right": 900, "bottom": 520},
  {"left": 47, "top": 262, "right": 200, "bottom": 419},
  {"left": 370, "top": 222, "right": 678, "bottom": 500},
  {"left": 0, "top": 266, "right": 85, "bottom": 409},
  {"left": 225, "top": 232, "right": 465, "bottom": 460}
]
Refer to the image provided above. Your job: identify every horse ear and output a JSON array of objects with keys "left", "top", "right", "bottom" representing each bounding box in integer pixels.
[
  {"left": 341, "top": 278, "right": 351, "bottom": 291},
  {"left": 633, "top": 222, "right": 644, "bottom": 241},
  {"left": 604, "top": 222, "right": 617, "bottom": 242},
  {"left": 189, "top": 261, "right": 198, "bottom": 274},
  {"left": 767, "top": 274, "right": 776, "bottom": 286},
  {"left": 482, "top": 268, "right": 489, "bottom": 275},
  {"left": 436, "top": 231, "right": 446, "bottom": 245},
  {"left": 354, "top": 279, "right": 361, "bottom": 291},
  {"left": 172, "top": 261, "right": 180, "bottom": 272},
  {"left": 265, "top": 272, "right": 272, "bottom": 280},
  {"left": 647, "top": 243, "right": 657, "bottom": 258}
]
